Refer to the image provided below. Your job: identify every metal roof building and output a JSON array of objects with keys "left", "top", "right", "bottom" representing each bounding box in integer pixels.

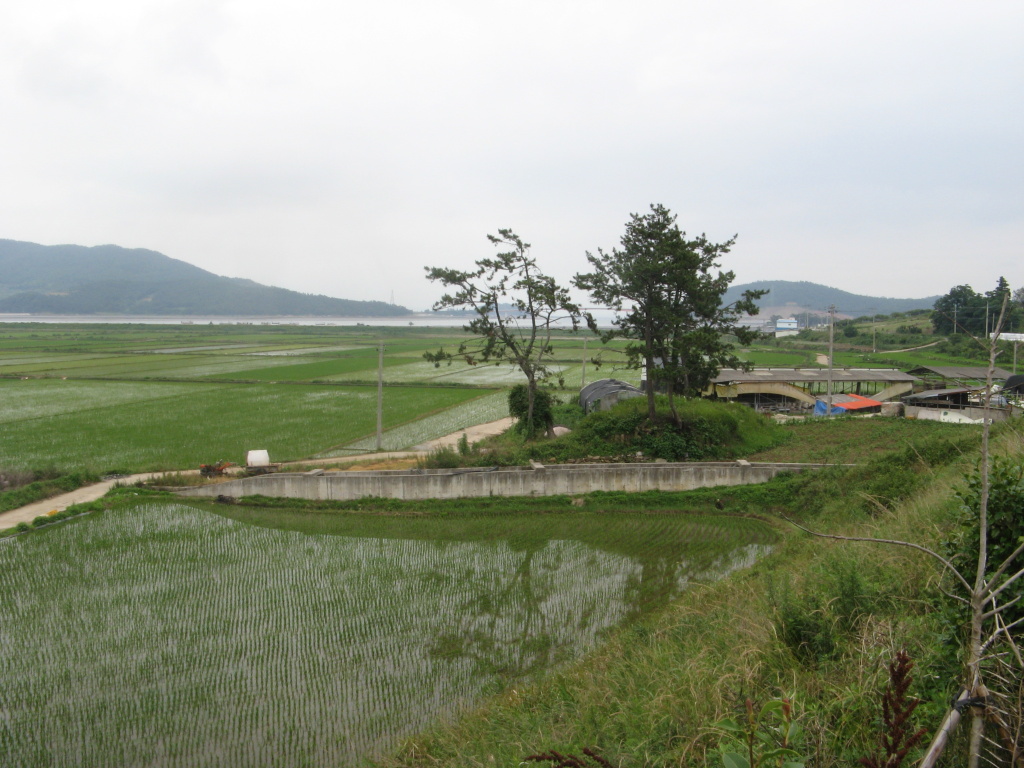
[
  {"left": 579, "top": 378, "right": 644, "bottom": 412},
  {"left": 903, "top": 388, "right": 974, "bottom": 408},
  {"left": 908, "top": 366, "right": 1013, "bottom": 386},
  {"left": 707, "top": 368, "right": 917, "bottom": 408}
]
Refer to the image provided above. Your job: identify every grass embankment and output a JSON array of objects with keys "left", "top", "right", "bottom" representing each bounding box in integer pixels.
[
  {"left": 383, "top": 420, "right": 1011, "bottom": 767},
  {"left": 747, "top": 416, "right": 977, "bottom": 465}
]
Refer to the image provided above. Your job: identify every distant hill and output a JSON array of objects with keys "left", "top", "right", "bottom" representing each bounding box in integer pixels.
[
  {"left": 723, "top": 280, "right": 939, "bottom": 318},
  {"left": 0, "top": 240, "right": 410, "bottom": 317}
]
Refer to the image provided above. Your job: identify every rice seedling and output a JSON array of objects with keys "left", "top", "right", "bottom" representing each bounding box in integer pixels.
[
  {"left": 0, "top": 383, "right": 483, "bottom": 472},
  {"left": 0, "top": 379, "right": 208, "bottom": 423},
  {"left": 205, "top": 355, "right": 410, "bottom": 381},
  {"left": 318, "top": 391, "right": 511, "bottom": 455},
  {"left": 0, "top": 501, "right": 774, "bottom": 767}
]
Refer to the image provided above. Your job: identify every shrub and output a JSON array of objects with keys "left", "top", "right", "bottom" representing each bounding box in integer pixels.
[
  {"left": 944, "top": 457, "right": 1024, "bottom": 627},
  {"left": 769, "top": 553, "right": 882, "bottom": 665},
  {"left": 419, "top": 446, "right": 464, "bottom": 469},
  {"left": 508, "top": 385, "right": 556, "bottom": 436},
  {"left": 769, "top": 578, "right": 837, "bottom": 664}
]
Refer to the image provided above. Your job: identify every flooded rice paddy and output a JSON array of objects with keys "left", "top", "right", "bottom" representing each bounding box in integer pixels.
[{"left": 0, "top": 502, "right": 774, "bottom": 766}]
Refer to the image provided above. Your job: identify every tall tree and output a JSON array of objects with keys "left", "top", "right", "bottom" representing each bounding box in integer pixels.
[
  {"left": 424, "top": 229, "right": 581, "bottom": 436},
  {"left": 573, "top": 204, "right": 765, "bottom": 425},
  {"left": 932, "top": 284, "right": 980, "bottom": 334},
  {"left": 933, "top": 279, "right": 1024, "bottom": 336}
]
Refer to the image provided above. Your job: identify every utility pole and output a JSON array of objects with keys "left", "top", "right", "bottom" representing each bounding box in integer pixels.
[
  {"left": 376, "top": 342, "right": 384, "bottom": 451},
  {"left": 580, "top": 336, "right": 588, "bottom": 389},
  {"left": 827, "top": 305, "right": 836, "bottom": 416}
]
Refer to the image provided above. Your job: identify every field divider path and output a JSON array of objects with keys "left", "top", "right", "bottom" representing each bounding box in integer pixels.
[
  {"left": 0, "top": 416, "right": 516, "bottom": 530},
  {"left": 0, "top": 473, "right": 168, "bottom": 528}
]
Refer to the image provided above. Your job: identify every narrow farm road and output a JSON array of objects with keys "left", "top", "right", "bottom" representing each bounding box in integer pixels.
[
  {"left": 0, "top": 473, "right": 166, "bottom": 529},
  {"left": 880, "top": 339, "right": 944, "bottom": 354},
  {"left": 0, "top": 417, "right": 517, "bottom": 530}
]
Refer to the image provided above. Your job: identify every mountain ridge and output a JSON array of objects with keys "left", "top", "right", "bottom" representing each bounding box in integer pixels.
[
  {"left": 0, "top": 239, "right": 410, "bottom": 316},
  {"left": 724, "top": 279, "right": 939, "bottom": 317}
]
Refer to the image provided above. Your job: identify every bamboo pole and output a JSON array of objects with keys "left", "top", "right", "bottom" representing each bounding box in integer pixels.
[{"left": 920, "top": 690, "right": 970, "bottom": 768}]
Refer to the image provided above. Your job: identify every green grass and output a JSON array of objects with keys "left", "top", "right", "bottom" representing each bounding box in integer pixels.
[
  {"left": 377, "top": 418, "right": 1016, "bottom": 767},
  {"left": 737, "top": 348, "right": 818, "bottom": 366},
  {"left": 747, "top": 416, "right": 981, "bottom": 464},
  {"left": 0, "top": 499, "right": 772, "bottom": 767}
]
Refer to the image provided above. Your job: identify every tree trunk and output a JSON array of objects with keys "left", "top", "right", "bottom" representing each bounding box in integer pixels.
[
  {"left": 968, "top": 598, "right": 985, "bottom": 768},
  {"left": 644, "top": 317, "right": 656, "bottom": 420},
  {"left": 667, "top": 380, "right": 680, "bottom": 427},
  {"left": 526, "top": 375, "right": 536, "bottom": 437}
]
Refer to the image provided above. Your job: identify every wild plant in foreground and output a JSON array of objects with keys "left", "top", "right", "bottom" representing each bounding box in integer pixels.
[
  {"left": 859, "top": 650, "right": 927, "bottom": 768},
  {"left": 524, "top": 747, "right": 613, "bottom": 767},
  {"left": 714, "top": 697, "right": 805, "bottom": 768}
]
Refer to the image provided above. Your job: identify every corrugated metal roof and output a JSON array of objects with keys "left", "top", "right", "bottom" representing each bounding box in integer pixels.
[
  {"left": 908, "top": 366, "right": 1012, "bottom": 380},
  {"left": 904, "top": 388, "right": 972, "bottom": 401},
  {"left": 711, "top": 368, "right": 917, "bottom": 384},
  {"left": 830, "top": 393, "right": 883, "bottom": 410},
  {"left": 579, "top": 378, "right": 642, "bottom": 408}
]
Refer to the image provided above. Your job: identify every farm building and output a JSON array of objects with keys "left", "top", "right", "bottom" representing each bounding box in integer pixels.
[
  {"left": 706, "top": 368, "right": 917, "bottom": 412},
  {"left": 903, "top": 386, "right": 1017, "bottom": 423},
  {"left": 579, "top": 378, "right": 644, "bottom": 412},
  {"left": 1004, "top": 374, "right": 1024, "bottom": 395},
  {"left": 907, "top": 365, "right": 1012, "bottom": 389},
  {"left": 813, "top": 393, "right": 883, "bottom": 416}
]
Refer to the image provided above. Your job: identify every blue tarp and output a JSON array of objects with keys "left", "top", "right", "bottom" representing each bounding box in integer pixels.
[{"left": 813, "top": 400, "right": 847, "bottom": 416}]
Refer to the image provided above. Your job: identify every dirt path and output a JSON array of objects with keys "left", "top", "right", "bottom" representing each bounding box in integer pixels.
[
  {"left": 0, "top": 417, "right": 517, "bottom": 531},
  {"left": 0, "top": 473, "right": 166, "bottom": 529},
  {"left": 878, "top": 339, "right": 943, "bottom": 354}
]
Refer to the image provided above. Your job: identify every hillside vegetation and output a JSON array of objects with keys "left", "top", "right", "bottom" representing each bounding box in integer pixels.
[
  {"left": 425, "top": 396, "right": 787, "bottom": 467},
  {"left": 387, "top": 418, "right": 1014, "bottom": 767}
]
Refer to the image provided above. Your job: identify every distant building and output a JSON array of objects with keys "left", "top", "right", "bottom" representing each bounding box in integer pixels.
[{"left": 774, "top": 318, "right": 799, "bottom": 338}]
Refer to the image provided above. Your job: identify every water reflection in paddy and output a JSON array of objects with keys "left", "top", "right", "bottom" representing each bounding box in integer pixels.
[{"left": 0, "top": 502, "right": 775, "bottom": 767}]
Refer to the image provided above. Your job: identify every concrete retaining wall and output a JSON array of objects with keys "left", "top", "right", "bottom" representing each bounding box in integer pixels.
[{"left": 178, "top": 461, "right": 832, "bottom": 502}]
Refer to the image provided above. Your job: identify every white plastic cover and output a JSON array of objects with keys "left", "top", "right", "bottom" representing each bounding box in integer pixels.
[{"left": 246, "top": 449, "right": 271, "bottom": 467}]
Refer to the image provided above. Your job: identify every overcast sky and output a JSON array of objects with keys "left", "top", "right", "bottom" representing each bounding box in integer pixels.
[{"left": 2, "top": 1, "right": 1021, "bottom": 311}]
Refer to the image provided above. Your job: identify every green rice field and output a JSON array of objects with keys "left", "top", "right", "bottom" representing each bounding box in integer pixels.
[
  {"left": 0, "top": 379, "right": 488, "bottom": 471},
  {"left": 0, "top": 500, "right": 775, "bottom": 767},
  {"left": 0, "top": 324, "right": 625, "bottom": 472}
]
